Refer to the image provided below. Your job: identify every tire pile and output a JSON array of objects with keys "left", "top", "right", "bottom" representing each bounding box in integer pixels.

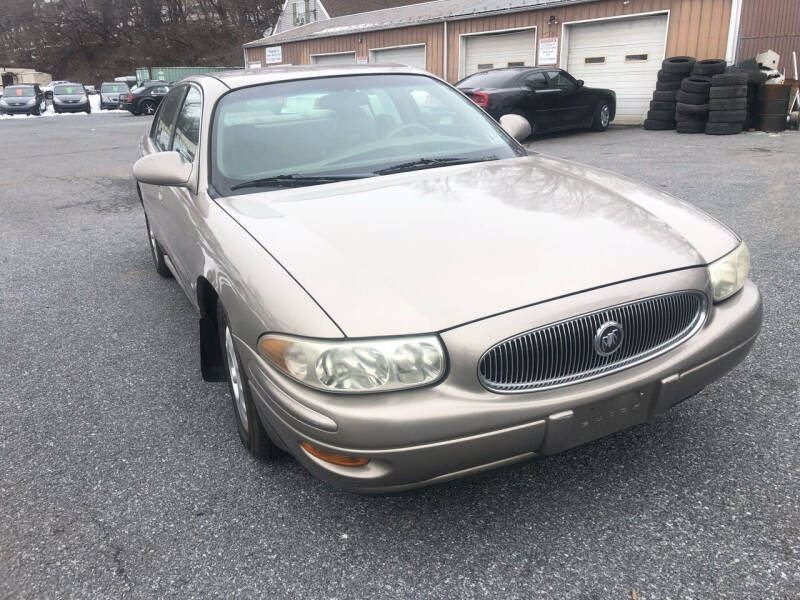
[
  {"left": 645, "top": 56, "right": 694, "bottom": 131},
  {"left": 675, "top": 59, "right": 725, "bottom": 133},
  {"left": 706, "top": 70, "right": 749, "bottom": 135}
]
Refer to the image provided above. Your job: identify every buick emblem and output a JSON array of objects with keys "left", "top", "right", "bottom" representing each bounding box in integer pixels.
[{"left": 594, "top": 321, "right": 624, "bottom": 356}]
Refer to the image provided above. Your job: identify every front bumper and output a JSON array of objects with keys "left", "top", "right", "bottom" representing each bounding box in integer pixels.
[
  {"left": 53, "top": 102, "right": 89, "bottom": 112},
  {"left": 238, "top": 269, "right": 762, "bottom": 493},
  {"left": 0, "top": 104, "right": 38, "bottom": 114}
]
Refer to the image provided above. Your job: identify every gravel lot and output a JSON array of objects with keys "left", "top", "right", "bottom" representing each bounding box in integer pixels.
[{"left": 1, "top": 114, "right": 798, "bottom": 600}]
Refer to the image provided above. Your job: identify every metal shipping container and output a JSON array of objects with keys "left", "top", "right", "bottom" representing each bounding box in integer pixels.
[{"left": 135, "top": 66, "right": 241, "bottom": 85}]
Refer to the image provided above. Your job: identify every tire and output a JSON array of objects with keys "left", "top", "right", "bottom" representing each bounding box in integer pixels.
[
  {"left": 140, "top": 99, "right": 156, "bottom": 116},
  {"left": 652, "top": 90, "right": 678, "bottom": 102},
  {"left": 709, "top": 85, "right": 748, "bottom": 99},
  {"left": 676, "top": 112, "right": 707, "bottom": 123},
  {"left": 705, "top": 121, "right": 743, "bottom": 135},
  {"left": 692, "top": 59, "right": 727, "bottom": 76},
  {"left": 217, "top": 303, "right": 281, "bottom": 460},
  {"left": 144, "top": 214, "right": 172, "bottom": 278},
  {"left": 657, "top": 70, "right": 684, "bottom": 82},
  {"left": 711, "top": 71, "right": 749, "bottom": 86},
  {"left": 656, "top": 80, "right": 682, "bottom": 92},
  {"left": 644, "top": 119, "right": 676, "bottom": 130},
  {"left": 647, "top": 109, "right": 675, "bottom": 121},
  {"left": 677, "top": 121, "right": 706, "bottom": 133},
  {"left": 681, "top": 77, "right": 712, "bottom": 93},
  {"left": 708, "top": 110, "right": 747, "bottom": 123},
  {"left": 676, "top": 102, "right": 709, "bottom": 115},
  {"left": 591, "top": 101, "right": 611, "bottom": 131},
  {"left": 662, "top": 56, "right": 696, "bottom": 74},
  {"left": 676, "top": 90, "right": 709, "bottom": 104},
  {"left": 755, "top": 114, "right": 788, "bottom": 132},
  {"left": 650, "top": 101, "right": 676, "bottom": 111},
  {"left": 709, "top": 97, "right": 748, "bottom": 111}
]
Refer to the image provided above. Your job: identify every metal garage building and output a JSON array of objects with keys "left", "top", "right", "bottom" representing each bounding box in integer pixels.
[{"left": 243, "top": 0, "right": 795, "bottom": 125}]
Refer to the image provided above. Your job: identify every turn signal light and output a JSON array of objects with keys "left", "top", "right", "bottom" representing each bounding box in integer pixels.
[{"left": 300, "top": 442, "right": 370, "bottom": 467}]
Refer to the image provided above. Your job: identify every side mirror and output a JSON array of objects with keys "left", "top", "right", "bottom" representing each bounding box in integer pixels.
[
  {"left": 499, "top": 113, "right": 532, "bottom": 142},
  {"left": 133, "top": 151, "right": 192, "bottom": 187},
  {"left": 577, "top": 79, "right": 585, "bottom": 87}
]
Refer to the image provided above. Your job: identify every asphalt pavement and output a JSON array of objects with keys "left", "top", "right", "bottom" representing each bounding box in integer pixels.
[{"left": 0, "top": 113, "right": 798, "bottom": 599}]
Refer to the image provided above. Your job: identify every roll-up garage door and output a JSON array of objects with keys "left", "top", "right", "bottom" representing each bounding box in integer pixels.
[
  {"left": 370, "top": 45, "right": 427, "bottom": 70},
  {"left": 311, "top": 52, "right": 356, "bottom": 65},
  {"left": 565, "top": 14, "right": 668, "bottom": 125},
  {"left": 463, "top": 30, "right": 536, "bottom": 78}
]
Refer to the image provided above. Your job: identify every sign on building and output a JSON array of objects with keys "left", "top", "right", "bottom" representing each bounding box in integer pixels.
[
  {"left": 538, "top": 37, "right": 558, "bottom": 65},
  {"left": 266, "top": 46, "right": 283, "bottom": 65}
]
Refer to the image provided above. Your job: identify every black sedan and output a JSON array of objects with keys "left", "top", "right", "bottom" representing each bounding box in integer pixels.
[
  {"left": 457, "top": 67, "right": 616, "bottom": 137},
  {"left": 119, "top": 80, "right": 169, "bottom": 116}
]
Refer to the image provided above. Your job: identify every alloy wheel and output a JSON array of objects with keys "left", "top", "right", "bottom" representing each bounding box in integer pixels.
[
  {"left": 224, "top": 326, "right": 249, "bottom": 432},
  {"left": 600, "top": 104, "right": 610, "bottom": 128}
]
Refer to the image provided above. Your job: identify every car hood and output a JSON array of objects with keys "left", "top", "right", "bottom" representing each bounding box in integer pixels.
[{"left": 217, "top": 155, "right": 739, "bottom": 337}]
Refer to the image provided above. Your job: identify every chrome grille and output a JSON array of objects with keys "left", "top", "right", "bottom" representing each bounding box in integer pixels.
[{"left": 478, "top": 291, "right": 707, "bottom": 393}]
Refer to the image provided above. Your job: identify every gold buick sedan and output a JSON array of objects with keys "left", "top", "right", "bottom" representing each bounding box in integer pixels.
[{"left": 133, "top": 65, "right": 761, "bottom": 493}]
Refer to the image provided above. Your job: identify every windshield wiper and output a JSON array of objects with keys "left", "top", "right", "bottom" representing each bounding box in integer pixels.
[
  {"left": 230, "top": 173, "right": 367, "bottom": 191},
  {"left": 374, "top": 156, "right": 498, "bottom": 176}
]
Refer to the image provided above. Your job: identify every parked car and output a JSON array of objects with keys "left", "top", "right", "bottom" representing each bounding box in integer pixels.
[
  {"left": 457, "top": 67, "right": 616, "bottom": 137},
  {"left": 52, "top": 82, "right": 91, "bottom": 113},
  {"left": 99, "top": 81, "right": 129, "bottom": 110},
  {"left": 0, "top": 84, "right": 46, "bottom": 116},
  {"left": 132, "top": 66, "right": 761, "bottom": 493},
  {"left": 42, "top": 80, "right": 69, "bottom": 100},
  {"left": 120, "top": 80, "right": 169, "bottom": 115}
]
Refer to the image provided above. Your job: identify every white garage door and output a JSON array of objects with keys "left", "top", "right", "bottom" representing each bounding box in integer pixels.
[
  {"left": 463, "top": 30, "right": 536, "bottom": 78},
  {"left": 371, "top": 45, "right": 427, "bottom": 70},
  {"left": 311, "top": 52, "right": 356, "bottom": 65},
  {"left": 566, "top": 14, "right": 668, "bottom": 125}
]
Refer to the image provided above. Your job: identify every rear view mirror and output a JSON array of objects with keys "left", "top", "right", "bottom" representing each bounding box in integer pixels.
[
  {"left": 133, "top": 151, "right": 192, "bottom": 187},
  {"left": 577, "top": 79, "right": 585, "bottom": 87},
  {"left": 499, "top": 113, "right": 532, "bottom": 142}
]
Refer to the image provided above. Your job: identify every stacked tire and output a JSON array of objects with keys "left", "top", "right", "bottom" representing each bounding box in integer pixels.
[
  {"left": 753, "top": 84, "right": 791, "bottom": 132},
  {"left": 675, "top": 59, "right": 725, "bottom": 133},
  {"left": 645, "top": 57, "right": 695, "bottom": 130},
  {"left": 706, "top": 70, "right": 749, "bottom": 135}
]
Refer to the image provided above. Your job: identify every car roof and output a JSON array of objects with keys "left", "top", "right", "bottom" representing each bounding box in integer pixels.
[{"left": 186, "top": 64, "right": 429, "bottom": 90}]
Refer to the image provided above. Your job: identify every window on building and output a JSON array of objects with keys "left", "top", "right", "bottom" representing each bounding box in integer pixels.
[
  {"left": 507, "top": 61, "right": 525, "bottom": 67},
  {"left": 625, "top": 54, "right": 649, "bottom": 62},
  {"left": 584, "top": 56, "right": 605, "bottom": 64},
  {"left": 477, "top": 63, "right": 494, "bottom": 71}
]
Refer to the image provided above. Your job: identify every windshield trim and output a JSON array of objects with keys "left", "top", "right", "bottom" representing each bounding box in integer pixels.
[{"left": 207, "top": 72, "right": 526, "bottom": 198}]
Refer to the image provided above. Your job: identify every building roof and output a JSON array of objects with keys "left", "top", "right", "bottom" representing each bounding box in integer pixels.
[
  {"left": 245, "top": 0, "right": 589, "bottom": 47},
  {"left": 323, "top": 0, "right": 430, "bottom": 18}
]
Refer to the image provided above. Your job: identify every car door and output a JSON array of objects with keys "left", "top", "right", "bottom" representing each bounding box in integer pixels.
[
  {"left": 545, "top": 70, "right": 592, "bottom": 128},
  {"left": 516, "top": 71, "right": 559, "bottom": 132},
  {"left": 158, "top": 85, "right": 205, "bottom": 295},
  {"left": 140, "top": 86, "right": 188, "bottom": 286}
]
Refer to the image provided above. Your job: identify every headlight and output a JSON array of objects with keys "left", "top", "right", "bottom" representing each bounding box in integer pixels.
[
  {"left": 708, "top": 242, "right": 750, "bottom": 302},
  {"left": 26, "top": 98, "right": 36, "bottom": 105},
  {"left": 0, "top": 99, "right": 7, "bottom": 106},
  {"left": 80, "top": 94, "right": 87, "bottom": 102},
  {"left": 258, "top": 334, "right": 446, "bottom": 393}
]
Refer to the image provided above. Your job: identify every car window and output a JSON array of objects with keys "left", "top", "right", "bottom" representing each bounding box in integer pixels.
[
  {"left": 101, "top": 83, "right": 123, "bottom": 93},
  {"left": 546, "top": 71, "right": 576, "bottom": 90},
  {"left": 457, "top": 70, "right": 519, "bottom": 89},
  {"left": 54, "top": 84, "right": 84, "bottom": 95},
  {"left": 172, "top": 86, "right": 202, "bottom": 163},
  {"left": 152, "top": 87, "right": 187, "bottom": 151},
  {"left": 4, "top": 86, "right": 35, "bottom": 97},
  {"left": 210, "top": 73, "right": 524, "bottom": 196},
  {"left": 522, "top": 72, "right": 547, "bottom": 89}
]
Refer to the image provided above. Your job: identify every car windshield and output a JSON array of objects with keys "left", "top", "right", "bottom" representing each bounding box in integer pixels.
[
  {"left": 54, "top": 84, "right": 83, "bottom": 95},
  {"left": 101, "top": 83, "right": 124, "bottom": 93},
  {"left": 458, "top": 70, "right": 521, "bottom": 88},
  {"left": 5, "top": 87, "right": 35, "bottom": 97},
  {"left": 211, "top": 74, "right": 524, "bottom": 195}
]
